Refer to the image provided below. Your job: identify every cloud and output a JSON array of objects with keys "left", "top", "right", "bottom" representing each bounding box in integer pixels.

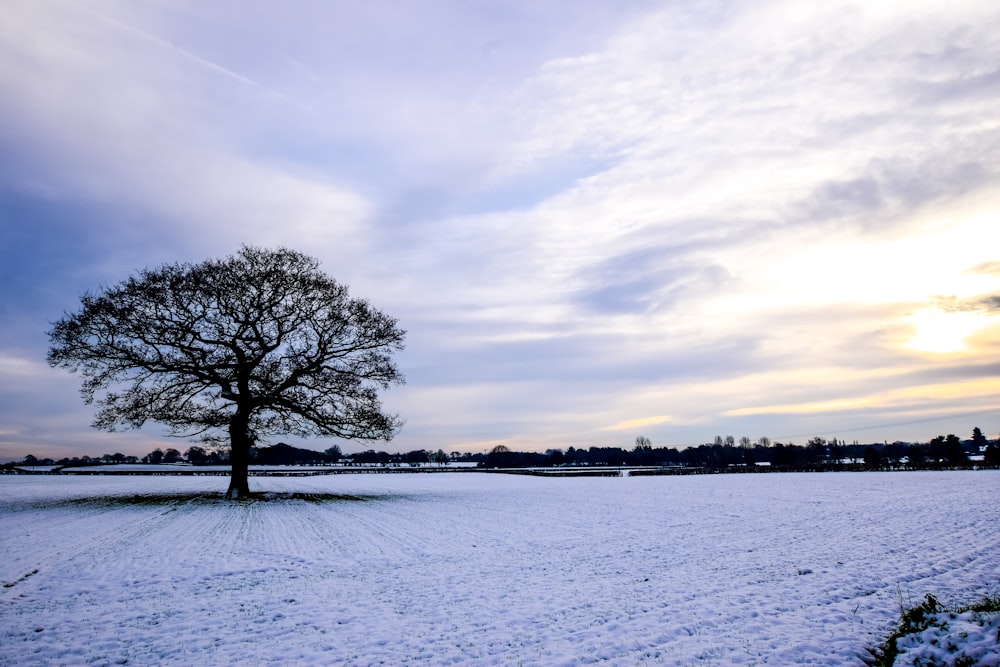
[
  {"left": 724, "top": 377, "right": 1000, "bottom": 421},
  {"left": 2, "top": 0, "right": 1000, "bottom": 458},
  {"left": 604, "top": 416, "right": 673, "bottom": 431},
  {"left": 967, "top": 261, "right": 1000, "bottom": 276},
  {"left": 0, "top": 2, "right": 373, "bottom": 256}
]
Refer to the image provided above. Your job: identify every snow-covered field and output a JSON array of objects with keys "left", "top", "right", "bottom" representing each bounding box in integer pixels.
[{"left": 1, "top": 471, "right": 997, "bottom": 666}]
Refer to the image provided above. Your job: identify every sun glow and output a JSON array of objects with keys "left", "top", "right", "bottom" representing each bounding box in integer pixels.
[{"left": 905, "top": 309, "right": 991, "bottom": 354}]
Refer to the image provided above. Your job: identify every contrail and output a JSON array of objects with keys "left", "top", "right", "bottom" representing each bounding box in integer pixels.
[{"left": 70, "top": 0, "right": 306, "bottom": 108}]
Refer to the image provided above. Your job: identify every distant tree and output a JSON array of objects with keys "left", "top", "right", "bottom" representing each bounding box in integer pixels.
[
  {"left": 252, "top": 442, "right": 327, "bottom": 465},
  {"left": 863, "top": 446, "right": 881, "bottom": 468},
  {"left": 907, "top": 443, "right": 927, "bottom": 467},
  {"left": 404, "top": 449, "right": 429, "bottom": 465},
  {"left": 486, "top": 444, "right": 515, "bottom": 468},
  {"left": 971, "top": 427, "right": 988, "bottom": 450},
  {"left": 944, "top": 434, "right": 967, "bottom": 465},
  {"left": 162, "top": 448, "right": 182, "bottom": 464},
  {"left": 634, "top": 436, "right": 653, "bottom": 465},
  {"left": 324, "top": 444, "right": 342, "bottom": 463},
  {"left": 829, "top": 439, "right": 845, "bottom": 464},
  {"left": 352, "top": 449, "right": 375, "bottom": 464},
  {"left": 886, "top": 442, "right": 907, "bottom": 468},
  {"left": 985, "top": 440, "right": 1000, "bottom": 467},
  {"left": 772, "top": 442, "right": 800, "bottom": 466},
  {"left": 47, "top": 246, "right": 405, "bottom": 498},
  {"left": 184, "top": 446, "right": 208, "bottom": 465},
  {"left": 590, "top": 446, "right": 626, "bottom": 466},
  {"left": 928, "top": 436, "right": 947, "bottom": 463},
  {"left": 757, "top": 436, "right": 771, "bottom": 448},
  {"left": 806, "top": 437, "right": 827, "bottom": 464},
  {"left": 143, "top": 448, "right": 165, "bottom": 464},
  {"left": 707, "top": 443, "right": 725, "bottom": 468},
  {"left": 566, "top": 446, "right": 590, "bottom": 466}
]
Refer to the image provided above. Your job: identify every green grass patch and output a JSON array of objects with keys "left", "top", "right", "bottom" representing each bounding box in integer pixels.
[{"left": 869, "top": 592, "right": 1000, "bottom": 666}]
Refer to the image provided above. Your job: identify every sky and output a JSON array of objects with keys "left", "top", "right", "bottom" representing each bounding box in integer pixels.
[{"left": 1, "top": 0, "right": 999, "bottom": 461}]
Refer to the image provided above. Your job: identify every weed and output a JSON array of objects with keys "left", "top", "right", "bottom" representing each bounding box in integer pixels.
[{"left": 868, "top": 592, "right": 1000, "bottom": 666}]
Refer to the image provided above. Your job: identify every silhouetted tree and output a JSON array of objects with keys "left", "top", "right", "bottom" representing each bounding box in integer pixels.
[
  {"left": 251, "top": 442, "right": 328, "bottom": 465},
  {"left": 907, "top": 443, "right": 927, "bottom": 467},
  {"left": 634, "top": 436, "right": 653, "bottom": 465},
  {"left": 184, "top": 446, "right": 208, "bottom": 465},
  {"left": 971, "top": 427, "right": 988, "bottom": 450},
  {"left": 404, "top": 449, "right": 429, "bottom": 465},
  {"left": 771, "top": 443, "right": 792, "bottom": 466},
  {"left": 886, "top": 442, "right": 907, "bottom": 468},
  {"left": 48, "top": 246, "right": 405, "bottom": 498},
  {"left": 806, "top": 437, "right": 827, "bottom": 464},
  {"left": 944, "top": 434, "right": 966, "bottom": 465},
  {"left": 143, "top": 448, "right": 164, "bottom": 464},
  {"left": 985, "top": 439, "right": 1000, "bottom": 467},
  {"left": 863, "top": 446, "right": 881, "bottom": 468},
  {"left": 928, "top": 436, "right": 947, "bottom": 463},
  {"left": 829, "top": 439, "right": 845, "bottom": 464},
  {"left": 485, "top": 444, "right": 516, "bottom": 468},
  {"left": 325, "top": 444, "right": 342, "bottom": 463},
  {"left": 590, "top": 446, "right": 626, "bottom": 466}
]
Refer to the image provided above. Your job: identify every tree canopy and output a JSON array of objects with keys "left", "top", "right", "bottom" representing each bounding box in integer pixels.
[{"left": 48, "top": 246, "right": 405, "bottom": 497}]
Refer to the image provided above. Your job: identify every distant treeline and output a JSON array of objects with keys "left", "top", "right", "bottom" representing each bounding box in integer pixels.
[
  {"left": 480, "top": 432, "right": 1000, "bottom": 470},
  {"left": 7, "top": 428, "right": 1000, "bottom": 471},
  {"left": 6, "top": 442, "right": 453, "bottom": 469}
]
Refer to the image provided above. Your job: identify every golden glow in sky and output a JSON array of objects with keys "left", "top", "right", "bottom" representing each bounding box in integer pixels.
[{"left": 905, "top": 309, "right": 993, "bottom": 354}]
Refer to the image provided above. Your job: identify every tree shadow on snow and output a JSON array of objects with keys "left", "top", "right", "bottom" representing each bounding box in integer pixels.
[{"left": 34, "top": 491, "right": 400, "bottom": 509}]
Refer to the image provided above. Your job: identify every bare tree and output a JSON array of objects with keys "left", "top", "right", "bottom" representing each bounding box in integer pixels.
[{"left": 48, "top": 246, "right": 405, "bottom": 498}]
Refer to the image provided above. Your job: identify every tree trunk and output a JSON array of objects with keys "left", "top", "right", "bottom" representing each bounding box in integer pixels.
[{"left": 226, "top": 412, "right": 252, "bottom": 499}]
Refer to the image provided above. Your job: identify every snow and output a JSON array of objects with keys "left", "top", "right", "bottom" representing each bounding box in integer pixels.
[
  {"left": 893, "top": 609, "right": 1000, "bottom": 666},
  {"left": 1, "top": 471, "right": 998, "bottom": 665},
  {"left": 61, "top": 464, "right": 327, "bottom": 474}
]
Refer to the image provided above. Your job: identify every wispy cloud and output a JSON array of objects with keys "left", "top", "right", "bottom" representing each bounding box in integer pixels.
[{"left": 604, "top": 416, "right": 673, "bottom": 431}]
